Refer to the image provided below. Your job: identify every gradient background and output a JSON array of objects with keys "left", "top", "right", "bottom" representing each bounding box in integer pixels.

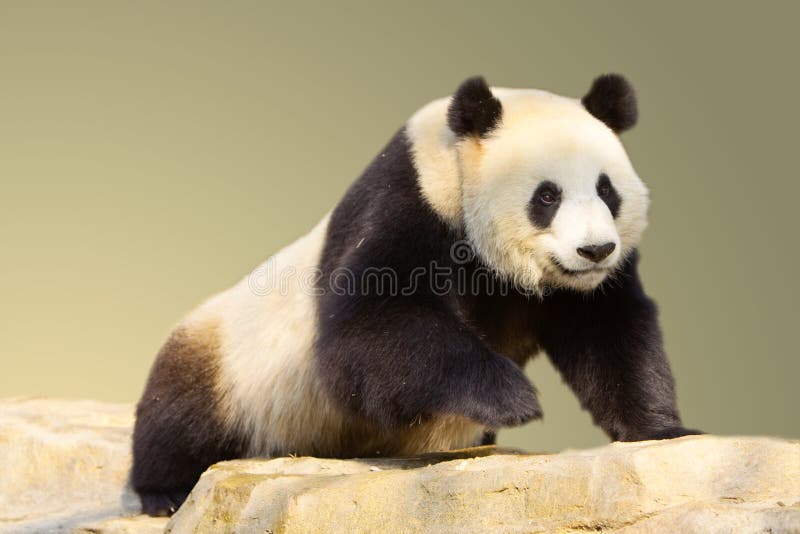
[{"left": 2, "top": 1, "right": 798, "bottom": 452}]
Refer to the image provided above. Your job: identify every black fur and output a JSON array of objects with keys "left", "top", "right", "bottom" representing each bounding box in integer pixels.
[
  {"left": 447, "top": 76, "right": 503, "bottom": 138},
  {"left": 537, "top": 252, "right": 700, "bottom": 441},
  {"left": 315, "top": 130, "right": 541, "bottom": 433},
  {"left": 597, "top": 173, "right": 621, "bottom": 218},
  {"left": 582, "top": 74, "right": 638, "bottom": 133},
  {"left": 315, "top": 129, "right": 695, "bottom": 443},
  {"left": 528, "top": 180, "right": 562, "bottom": 229},
  {"left": 131, "top": 329, "right": 247, "bottom": 516}
]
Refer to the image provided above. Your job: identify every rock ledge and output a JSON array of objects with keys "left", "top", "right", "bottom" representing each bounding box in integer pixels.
[{"left": 1, "top": 398, "right": 797, "bottom": 533}]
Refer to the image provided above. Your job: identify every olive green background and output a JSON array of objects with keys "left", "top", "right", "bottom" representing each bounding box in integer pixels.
[{"left": 2, "top": 1, "right": 798, "bottom": 452}]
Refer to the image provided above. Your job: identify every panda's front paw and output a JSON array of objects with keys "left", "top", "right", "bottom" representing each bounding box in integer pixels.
[
  {"left": 458, "top": 359, "right": 543, "bottom": 428},
  {"left": 467, "top": 389, "right": 543, "bottom": 428},
  {"left": 495, "top": 391, "right": 543, "bottom": 427},
  {"left": 641, "top": 426, "right": 705, "bottom": 441}
]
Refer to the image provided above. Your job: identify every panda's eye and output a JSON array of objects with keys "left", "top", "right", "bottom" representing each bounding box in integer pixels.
[
  {"left": 597, "top": 174, "right": 612, "bottom": 197},
  {"left": 529, "top": 181, "right": 562, "bottom": 228},
  {"left": 538, "top": 190, "right": 557, "bottom": 205}
]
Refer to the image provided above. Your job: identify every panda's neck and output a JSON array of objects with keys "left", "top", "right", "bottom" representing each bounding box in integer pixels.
[{"left": 405, "top": 97, "right": 464, "bottom": 229}]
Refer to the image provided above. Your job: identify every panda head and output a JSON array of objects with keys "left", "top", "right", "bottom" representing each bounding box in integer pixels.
[{"left": 444, "top": 74, "right": 648, "bottom": 293}]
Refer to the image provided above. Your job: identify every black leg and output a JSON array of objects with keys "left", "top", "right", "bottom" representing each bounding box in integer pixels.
[
  {"left": 131, "top": 328, "right": 246, "bottom": 516},
  {"left": 316, "top": 295, "right": 542, "bottom": 431},
  {"left": 538, "top": 252, "right": 701, "bottom": 442}
]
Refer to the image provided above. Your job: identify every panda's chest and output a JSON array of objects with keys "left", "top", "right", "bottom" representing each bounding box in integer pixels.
[{"left": 468, "top": 292, "right": 541, "bottom": 366}]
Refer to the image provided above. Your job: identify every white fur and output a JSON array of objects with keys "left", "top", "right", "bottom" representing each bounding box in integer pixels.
[
  {"left": 182, "top": 214, "right": 341, "bottom": 457},
  {"left": 409, "top": 87, "right": 649, "bottom": 292},
  {"left": 407, "top": 97, "right": 463, "bottom": 228}
]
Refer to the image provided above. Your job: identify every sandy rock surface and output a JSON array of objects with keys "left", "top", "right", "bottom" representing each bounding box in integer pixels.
[{"left": 1, "top": 398, "right": 797, "bottom": 533}]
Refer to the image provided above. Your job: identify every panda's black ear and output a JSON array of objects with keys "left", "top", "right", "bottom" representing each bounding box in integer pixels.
[
  {"left": 447, "top": 76, "right": 503, "bottom": 138},
  {"left": 582, "top": 74, "right": 638, "bottom": 133}
]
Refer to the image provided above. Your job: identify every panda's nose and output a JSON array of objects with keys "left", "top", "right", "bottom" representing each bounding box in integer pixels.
[{"left": 576, "top": 242, "right": 616, "bottom": 263}]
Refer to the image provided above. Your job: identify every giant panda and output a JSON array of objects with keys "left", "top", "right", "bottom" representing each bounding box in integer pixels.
[{"left": 132, "top": 74, "right": 701, "bottom": 516}]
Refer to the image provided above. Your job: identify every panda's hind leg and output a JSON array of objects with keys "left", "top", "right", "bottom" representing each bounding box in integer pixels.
[
  {"left": 131, "top": 326, "right": 246, "bottom": 516},
  {"left": 132, "top": 420, "right": 225, "bottom": 517}
]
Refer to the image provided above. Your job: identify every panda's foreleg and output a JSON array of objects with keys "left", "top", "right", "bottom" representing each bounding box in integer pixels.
[
  {"left": 539, "top": 253, "right": 702, "bottom": 442},
  {"left": 316, "top": 296, "right": 542, "bottom": 430}
]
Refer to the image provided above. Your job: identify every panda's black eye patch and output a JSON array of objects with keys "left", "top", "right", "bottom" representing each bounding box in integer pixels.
[
  {"left": 529, "top": 181, "right": 562, "bottom": 228},
  {"left": 597, "top": 174, "right": 621, "bottom": 218}
]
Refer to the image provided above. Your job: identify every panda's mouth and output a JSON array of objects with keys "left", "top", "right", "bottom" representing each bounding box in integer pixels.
[{"left": 549, "top": 256, "right": 610, "bottom": 277}]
